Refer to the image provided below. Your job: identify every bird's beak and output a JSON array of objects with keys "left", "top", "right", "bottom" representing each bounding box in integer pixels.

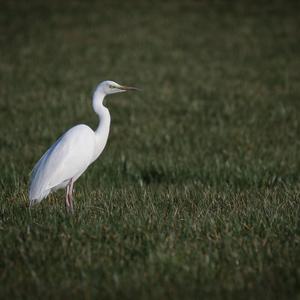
[{"left": 119, "top": 85, "right": 140, "bottom": 91}]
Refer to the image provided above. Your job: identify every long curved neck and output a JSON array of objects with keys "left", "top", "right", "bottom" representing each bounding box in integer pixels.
[{"left": 92, "top": 90, "right": 111, "bottom": 160}]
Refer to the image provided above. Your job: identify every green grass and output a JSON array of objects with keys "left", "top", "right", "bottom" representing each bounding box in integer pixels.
[{"left": 0, "top": 0, "right": 300, "bottom": 299}]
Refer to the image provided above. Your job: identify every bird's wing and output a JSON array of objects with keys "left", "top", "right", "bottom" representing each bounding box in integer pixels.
[{"left": 29, "top": 125, "right": 95, "bottom": 202}]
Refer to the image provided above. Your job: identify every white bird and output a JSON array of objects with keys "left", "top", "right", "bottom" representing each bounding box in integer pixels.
[{"left": 29, "top": 80, "right": 138, "bottom": 212}]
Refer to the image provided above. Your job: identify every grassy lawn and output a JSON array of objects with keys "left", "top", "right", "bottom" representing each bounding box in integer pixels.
[{"left": 0, "top": 0, "right": 299, "bottom": 299}]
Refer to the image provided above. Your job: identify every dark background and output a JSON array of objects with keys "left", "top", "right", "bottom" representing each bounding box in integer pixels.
[{"left": 0, "top": 0, "right": 299, "bottom": 299}]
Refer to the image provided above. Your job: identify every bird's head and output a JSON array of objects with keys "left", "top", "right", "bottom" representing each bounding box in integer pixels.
[{"left": 98, "top": 80, "right": 139, "bottom": 95}]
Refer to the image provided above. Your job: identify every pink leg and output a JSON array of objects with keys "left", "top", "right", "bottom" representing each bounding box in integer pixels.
[
  {"left": 65, "top": 184, "right": 71, "bottom": 211},
  {"left": 65, "top": 179, "right": 74, "bottom": 213},
  {"left": 68, "top": 179, "right": 74, "bottom": 213}
]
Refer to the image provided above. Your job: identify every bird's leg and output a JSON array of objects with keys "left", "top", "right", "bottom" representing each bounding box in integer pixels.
[
  {"left": 68, "top": 179, "right": 74, "bottom": 213},
  {"left": 65, "top": 184, "right": 71, "bottom": 212}
]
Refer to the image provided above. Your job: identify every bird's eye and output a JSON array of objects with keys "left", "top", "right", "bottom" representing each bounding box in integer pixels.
[{"left": 109, "top": 85, "right": 115, "bottom": 89}]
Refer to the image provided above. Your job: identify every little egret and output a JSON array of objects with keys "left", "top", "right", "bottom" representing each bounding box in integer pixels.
[{"left": 29, "top": 80, "right": 138, "bottom": 212}]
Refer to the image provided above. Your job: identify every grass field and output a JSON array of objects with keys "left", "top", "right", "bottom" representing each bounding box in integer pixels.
[{"left": 0, "top": 0, "right": 300, "bottom": 299}]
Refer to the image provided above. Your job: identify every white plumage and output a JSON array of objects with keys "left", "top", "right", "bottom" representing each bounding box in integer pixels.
[
  {"left": 29, "top": 125, "right": 95, "bottom": 202},
  {"left": 29, "top": 80, "right": 138, "bottom": 212}
]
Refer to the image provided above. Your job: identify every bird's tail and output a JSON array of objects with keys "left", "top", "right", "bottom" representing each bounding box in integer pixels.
[
  {"left": 29, "top": 189, "right": 51, "bottom": 207},
  {"left": 29, "top": 198, "right": 39, "bottom": 208}
]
